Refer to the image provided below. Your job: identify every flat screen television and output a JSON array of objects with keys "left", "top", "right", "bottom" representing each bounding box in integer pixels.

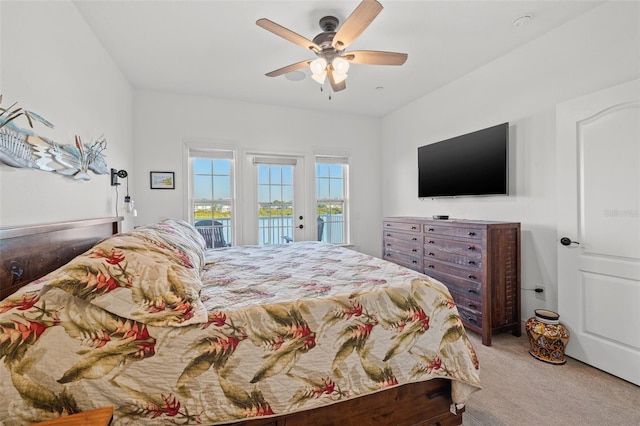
[{"left": 418, "top": 122, "right": 509, "bottom": 198}]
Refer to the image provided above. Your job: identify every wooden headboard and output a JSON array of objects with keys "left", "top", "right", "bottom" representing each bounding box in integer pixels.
[{"left": 0, "top": 217, "right": 123, "bottom": 300}]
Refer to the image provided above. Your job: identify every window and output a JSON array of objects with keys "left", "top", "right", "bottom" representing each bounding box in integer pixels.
[
  {"left": 315, "top": 156, "right": 349, "bottom": 244},
  {"left": 189, "top": 149, "right": 234, "bottom": 247}
]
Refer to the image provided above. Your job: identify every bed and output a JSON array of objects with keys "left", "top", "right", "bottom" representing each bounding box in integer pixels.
[{"left": 0, "top": 217, "right": 481, "bottom": 425}]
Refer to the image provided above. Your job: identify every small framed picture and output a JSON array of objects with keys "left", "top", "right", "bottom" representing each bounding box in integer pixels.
[{"left": 150, "top": 171, "right": 175, "bottom": 189}]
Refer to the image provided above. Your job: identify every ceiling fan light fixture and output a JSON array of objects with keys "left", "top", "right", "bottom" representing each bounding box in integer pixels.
[
  {"left": 310, "top": 58, "right": 327, "bottom": 75},
  {"left": 311, "top": 70, "right": 327, "bottom": 84},
  {"left": 333, "top": 72, "right": 348, "bottom": 84},
  {"left": 332, "top": 57, "right": 350, "bottom": 74},
  {"left": 257, "top": 0, "right": 407, "bottom": 93}
]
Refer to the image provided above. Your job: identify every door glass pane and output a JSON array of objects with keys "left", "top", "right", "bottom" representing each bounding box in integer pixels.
[{"left": 257, "top": 164, "right": 294, "bottom": 245}]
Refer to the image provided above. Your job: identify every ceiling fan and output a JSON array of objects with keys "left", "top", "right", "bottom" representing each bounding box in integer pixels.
[{"left": 256, "top": 0, "right": 407, "bottom": 92}]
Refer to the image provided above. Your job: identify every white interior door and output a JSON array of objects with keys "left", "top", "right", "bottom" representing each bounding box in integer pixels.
[{"left": 556, "top": 79, "right": 640, "bottom": 385}]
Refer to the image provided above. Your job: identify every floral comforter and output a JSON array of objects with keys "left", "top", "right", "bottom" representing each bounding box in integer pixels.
[{"left": 0, "top": 219, "right": 481, "bottom": 425}]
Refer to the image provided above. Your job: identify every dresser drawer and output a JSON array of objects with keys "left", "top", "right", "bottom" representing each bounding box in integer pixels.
[
  {"left": 457, "top": 305, "right": 483, "bottom": 329},
  {"left": 383, "top": 251, "right": 423, "bottom": 272},
  {"left": 424, "top": 236, "right": 484, "bottom": 255},
  {"left": 385, "top": 238, "right": 422, "bottom": 257},
  {"left": 450, "top": 291, "right": 482, "bottom": 313},
  {"left": 424, "top": 238, "right": 482, "bottom": 268},
  {"left": 424, "top": 248, "right": 482, "bottom": 269},
  {"left": 422, "top": 268, "right": 482, "bottom": 300},
  {"left": 423, "top": 258, "right": 483, "bottom": 280},
  {"left": 424, "top": 224, "right": 486, "bottom": 241},
  {"left": 383, "top": 230, "right": 421, "bottom": 244},
  {"left": 383, "top": 221, "right": 421, "bottom": 233}
]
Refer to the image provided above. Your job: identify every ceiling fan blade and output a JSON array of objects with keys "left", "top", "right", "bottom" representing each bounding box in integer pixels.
[
  {"left": 256, "top": 18, "right": 320, "bottom": 53},
  {"left": 344, "top": 50, "right": 408, "bottom": 66},
  {"left": 265, "top": 60, "right": 311, "bottom": 77},
  {"left": 328, "top": 68, "right": 347, "bottom": 92},
  {"left": 332, "top": 0, "right": 383, "bottom": 50}
]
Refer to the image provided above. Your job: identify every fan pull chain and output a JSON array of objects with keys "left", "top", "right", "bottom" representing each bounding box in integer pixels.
[
  {"left": 319, "top": 84, "right": 332, "bottom": 101},
  {"left": 320, "top": 84, "right": 333, "bottom": 101}
]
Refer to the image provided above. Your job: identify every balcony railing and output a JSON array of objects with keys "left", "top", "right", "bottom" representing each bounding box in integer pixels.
[{"left": 194, "top": 214, "right": 344, "bottom": 247}]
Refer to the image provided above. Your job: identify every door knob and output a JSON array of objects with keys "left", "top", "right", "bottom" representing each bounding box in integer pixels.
[
  {"left": 560, "top": 237, "right": 580, "bottom": 246},
  {"left": 298, "top": 224, "right": 304, "bottom": 229}
]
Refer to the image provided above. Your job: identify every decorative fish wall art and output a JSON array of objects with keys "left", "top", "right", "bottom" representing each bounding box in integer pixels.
[{"left": 0, "top": 95, "right": 108, "bottom": 180}]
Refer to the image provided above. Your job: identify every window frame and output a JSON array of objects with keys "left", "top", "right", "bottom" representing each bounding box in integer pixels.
[
  {"left": 184, "top": 143, "right": 237, "bottom": 246},
  {"left": 315, "top": 155, "right": 350, "bottom": 245}
]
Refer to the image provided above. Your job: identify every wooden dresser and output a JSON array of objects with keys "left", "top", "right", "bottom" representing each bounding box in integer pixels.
[{"left": 383, "top": 217, "right": 521, "bottom": 346}]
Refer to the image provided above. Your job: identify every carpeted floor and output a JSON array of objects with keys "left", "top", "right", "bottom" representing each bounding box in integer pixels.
[{"left": 463, "top": 331, "right": 640, "bottom": 426}]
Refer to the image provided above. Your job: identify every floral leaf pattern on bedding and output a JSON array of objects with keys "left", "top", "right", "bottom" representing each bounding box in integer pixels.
[
  {"left": 331, "top": 312, "right": 379, "bottom": 377},
  {"left": 176, "top": 318, "right": 248, "bottom": 398},
  {"left": 0, "top": 292, "right": 54, "bottom": 365},
  {"left": 288, "top": 374, "right": 348, "bottom": 407},
  {"left": 218, "top": 376, "right": 275, "bottom": 418},
  {"left": 0, "top": 240, "right": 481, "bottom": 425},
  {"left": 249, "top": 305, "right": 317, "bottom": 383},
  {"left": 0, "top": 288, "right": 156, "bottom": 418},
  {"left": 114, "top": 379, "right": 200, "bottom": 424},
  {"left": 10, "top": 368, "right": 79, "bottom": 416},
  {"left": 38, "top": 219, "right": 209, "bottom": 327}
]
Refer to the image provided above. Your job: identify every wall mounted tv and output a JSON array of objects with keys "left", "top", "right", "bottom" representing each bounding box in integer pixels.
[{"left": 418, "top": 122, "right": 509, "bottom": 198}]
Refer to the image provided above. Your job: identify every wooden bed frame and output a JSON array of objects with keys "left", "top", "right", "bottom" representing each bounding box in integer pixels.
[{"left": 0, "top": 217, "right": 465, "bottom": 426}]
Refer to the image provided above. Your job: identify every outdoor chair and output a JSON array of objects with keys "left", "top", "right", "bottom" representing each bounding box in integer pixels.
[{"left": 195, "top": 220, "right": 230, "bottom": 248}]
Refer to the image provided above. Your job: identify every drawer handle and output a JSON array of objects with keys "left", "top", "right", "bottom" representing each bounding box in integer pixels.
[
  {"left": 468, "top": 275, "right": 477, "bottom": 280},
  {"left": 427, "top": 240, "right": 435, "bottom": 244},
  {"left": 412, "top": 237, "right": 418, "bottom": 241},
  {"left": 386, "top": 243, "right": 391, "bottom": 247},
  {"left": 466, "top": 317, "right": 478, "bottom": 324},
  {"left": 411, "top": 226, "right": 417, "bottom": 230},
  {"left": 468, "top": 260, "right": 476, "bottom": 265},
  {"left": 386, "top": 223, "right": 391, "bottom": 227},
  {"left": 467, "top": 302, "right": 477, "bottom": 309},
  {"left": 428, "top": 227, "right": 434, "bottom": 231},
  {"left": 427, "top": 264, "right": 435, "bottom": 269},
  {"left": 386, "top": 233, "right": 391, "bottom": 237},
  {"left": 468, "top": 232, "right": 476, "bottom": 236},
  {"left": 412, "top": 260, "right": 418, "bottom": 264},
  {"left": 412, "top": 248, "right": 418, "bottom": 252},
  {"left": 467, "top": 246, "right": 476, "bottom": 251},
  {"left": 467, "top": 288, "right": 477, "bottom": 294},
  {"left": 428, "top": 252, "right": 435, "bottom": 256}
]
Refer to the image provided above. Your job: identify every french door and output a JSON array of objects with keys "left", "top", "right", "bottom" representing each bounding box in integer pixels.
[{"left": 246, "top": 155, "right": 309, "bottom": 245}]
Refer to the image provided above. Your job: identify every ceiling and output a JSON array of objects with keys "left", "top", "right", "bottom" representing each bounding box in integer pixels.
[{"left": 73, "top": 0, "right": 604, "bottom": 117}]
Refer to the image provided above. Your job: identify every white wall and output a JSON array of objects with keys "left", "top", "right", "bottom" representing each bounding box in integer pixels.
[
  {"left": 380, "top": 1, "right": 640, "bottom": 318},
  {"left": 133, "top": 90, "right": 382, "bottom": 255},
  {"left": 0, "top": 1, "right": 133, "bottom": 229}
]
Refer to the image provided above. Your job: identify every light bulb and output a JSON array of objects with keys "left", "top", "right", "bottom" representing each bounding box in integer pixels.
[
  {"left": 332, "top": 72, "right": 348, "bottom": 84},
  {"left": 124, "top": 195, "right": 135, "bottom": 214},
  {"left": 310, "top": 58, "right": 327, "bottom": 75},
  {"left": 311, "top": 70, "right": 327, "bottom": 84},
  {"left": 332, "top": 57, "right": 350, "bottom": 74}
]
